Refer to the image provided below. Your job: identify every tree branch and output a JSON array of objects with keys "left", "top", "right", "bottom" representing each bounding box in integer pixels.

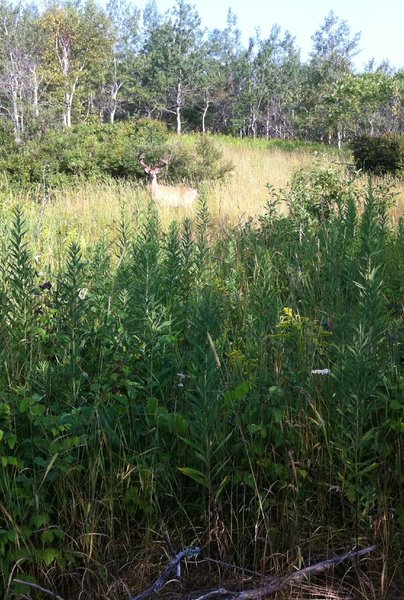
[
  {"left": 193, "top": 546, "right": 376, "bottom": 600},
  {"left": 130, "top": 546, "right": 201, "bottom": 600}
]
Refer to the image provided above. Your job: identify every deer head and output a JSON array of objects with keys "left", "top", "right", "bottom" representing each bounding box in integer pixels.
[{"left": 138, "top": 154, "right": 197, "bottom": 207}]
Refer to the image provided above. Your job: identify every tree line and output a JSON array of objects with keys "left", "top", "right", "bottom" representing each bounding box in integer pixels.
[{"left": 0, "top": 0, "right": 403, "bottom": 146}]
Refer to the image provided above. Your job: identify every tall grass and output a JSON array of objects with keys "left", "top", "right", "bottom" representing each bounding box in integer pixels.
[
  {"left": 2, "top": 140, "right": 401, "bottom": 270},
  {"left": 0, "top": 143, "right": 321, "bottom": 266},
  {"left": 0, "top": 145, "right": 402, "bottom": 599}
]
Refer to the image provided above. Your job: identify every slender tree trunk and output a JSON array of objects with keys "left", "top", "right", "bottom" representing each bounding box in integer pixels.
[
  {"left": 265, "top": 105, "right": 271, "bottom": 139},
  {"left": 337, "top": 128, "right": 342, "bottom": 150},
  {"left": 61, "top": 46, "right": 80, "bottom": 128},
  {"left": 176, "top": 81, "right": 182, "bottom": 135},
  {"left": 30, "top": 65, "right": 40, "bottom": 118},
  {"left": 11, "top": 80, "right": 21, "bottom": 142},
  {"left": 9, "top": 52, "right": 22, "bottom": 142},
  {"left": 62, "top": 75, "right": 80, "bottom": 128},
  {"left": 251, "top": 109, "right": 257, "bottom": 138},
  {"left": 110, "top": 81, "right": 123, "bottom": 124},
  {"left": 202, "top": 90, "right": 210, "bottom": 134},
  {"left": 64, "top": 91, "right": 72, "bottom": 127}
]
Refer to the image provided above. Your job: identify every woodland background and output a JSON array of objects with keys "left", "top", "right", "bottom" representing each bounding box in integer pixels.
[{"left": 0, "top": 0, "right": 402, "bottom": 144}]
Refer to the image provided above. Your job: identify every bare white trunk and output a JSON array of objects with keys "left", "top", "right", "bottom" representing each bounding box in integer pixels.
[
  {"left": 337, "top": 128, "right": 342, "bottom": 150},
  {"left": 265, "top": 108, "right": 270, "bottom": 140},
  {"left": 64, "top": 91, "right": 72, "bottom": 127},
  {"left": 12, "top": 80, "right": 21, "bottom": 142},
  {"left": 202, "top": 90, "right": 210, "bottom": 134},
  {"left": 30, "top": 65, "right": 40, "bottom": 118},
  {"left": 61, "top": 45, "right": 76, "bottom": 128},
  {"left": 63, "top": 77, "right": 79, "bottom": 128},
  {"left": 109, "top": 81, "right": 123, "bottom": 124},
  {"left": 251, "top": 109, "right": 257, "bottom": 138},
  {"left": 176, "top": 81, "right": 182, "bottom": 135}
]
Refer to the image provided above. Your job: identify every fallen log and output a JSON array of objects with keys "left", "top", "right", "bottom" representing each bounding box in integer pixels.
[
  {"left": 193, "top": 545, "right": 376, "bottom": 600},
  {"left": 130, "top": 545, "right": 201, "bottom": 600}
]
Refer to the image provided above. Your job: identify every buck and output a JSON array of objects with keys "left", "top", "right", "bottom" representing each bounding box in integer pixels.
[{"left": 139, "top": 154, "right": 198, "bottom": 207}]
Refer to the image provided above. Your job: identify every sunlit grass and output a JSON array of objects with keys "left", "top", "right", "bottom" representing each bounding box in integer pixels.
[
  {"left": 207, "top": 143, "right": 317, "bottom": 218},
  {"left": 6, "top": 142, "right": 319, "bottom": 261},
  {"left": 2, "top": 135, "right": 403, "bottom": 265}
]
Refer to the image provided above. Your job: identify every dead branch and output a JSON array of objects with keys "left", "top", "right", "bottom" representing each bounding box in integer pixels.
[
  {"left": 130, "top": 546, "right": 201, "bottom": 600},
  {"left": 193, "top": 546, "right": 376, "bottom": 600},
  {"left": 12, "top": 578, "right": 64, "bottom": 599}
]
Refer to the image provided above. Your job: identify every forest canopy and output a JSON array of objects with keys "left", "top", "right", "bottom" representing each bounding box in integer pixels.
[{"left": 0, "top": 0, "right": 402, "bottom": 145}]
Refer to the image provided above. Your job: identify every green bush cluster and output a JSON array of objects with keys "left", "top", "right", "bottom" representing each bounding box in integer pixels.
[
  {"left": 284, "top": 164, "right": 361, "bottom": 222},
  {"left": 0, "top": 174, "right": 402, "bottom": 597},
  {"left": 351, "top": 134, "right": 404, "bottom": 175},
  {"left": 0, "top": 120, "right": 232, "bottom": 190}
]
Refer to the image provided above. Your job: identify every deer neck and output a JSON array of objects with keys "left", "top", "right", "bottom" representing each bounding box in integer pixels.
[{"left": 148, "top": 172, "right": 159, "bottom": 197}]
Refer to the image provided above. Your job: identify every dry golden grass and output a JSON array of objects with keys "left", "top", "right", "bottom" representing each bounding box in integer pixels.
[
  {"left": 3, "top": 138, "right": 403, "bottom": 264},
  {"left": 206, "top": 144, "right": 316, "bottom": 219},
  {"left": 21, "top": 144, "right": 317, "bottom": 254}
]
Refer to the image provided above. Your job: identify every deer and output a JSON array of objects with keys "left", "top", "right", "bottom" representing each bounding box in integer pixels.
[{"left": 139, "top": 154, "right": 198, "bottom": 207}]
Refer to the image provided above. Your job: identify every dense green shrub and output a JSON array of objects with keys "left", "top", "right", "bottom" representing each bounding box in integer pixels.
[
  {"left": 0, "top": 120, "right": 19, "bottom": 157},
  {"left": 351, "top": 134, "right": 404, "bottom": 175},
  {"left": 274, "top": 164, "right": 361, "bottom": 223},
  {"left": 0, "top": 120, "right": 232, "bottom": 190},
  {"left": 0, "top": 120, "right": 169, "bottom": 187}
]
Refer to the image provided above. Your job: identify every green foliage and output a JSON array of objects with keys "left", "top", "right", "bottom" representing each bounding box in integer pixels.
[
  {"left": 0, "top": 1, "right": 401, "bottom": 145},
  {"left": 283, "top": 164, "right": 360, "bottom": 222},
  {"left": 0, "top": 121, "right": 232, "bottom": 190},
  {"left": 167, "top": 136, "right": 234, "bottom": 184},
  {"left": 0, "top": 170, "right": 402, "bottom": 596},
  {"left": 351, "top": 134, "right": 404, "bottom": 175},
  {"left": 0, "top": 120, "right": 19, "bottom": 157},
  {"left": 0, "top": 120, "right": 169, "bottom": 186}
]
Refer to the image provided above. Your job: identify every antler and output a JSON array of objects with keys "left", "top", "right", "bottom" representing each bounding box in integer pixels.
[
  {"left": 138, "top": 153, "right": 150, "bottom": 169},
  {"left": 139, "top": 154, "right": 168, "bottom": 171},
  {"left": 157, "top": 157, "right": 169, "bottom": 169}
]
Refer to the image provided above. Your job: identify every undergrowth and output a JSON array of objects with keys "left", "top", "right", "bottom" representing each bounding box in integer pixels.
[{"left": 0, "top": 174, "right": 402, "bottom": 599}]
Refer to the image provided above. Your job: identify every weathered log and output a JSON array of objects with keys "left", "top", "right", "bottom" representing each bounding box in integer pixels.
[
  {"left": 130, "top": 546, "right": 201, "bottom": 600},
  {"left": 193, "top": 546, "right": 376, "bottom": 600}
]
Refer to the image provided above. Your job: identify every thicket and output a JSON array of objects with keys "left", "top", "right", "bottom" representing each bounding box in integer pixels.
[
  {"left": 351, "top": 134, "right": 404, "bottom": 175},
  {"left": 0, "top": 170, "right": 402, "bottom": 598},
  {"left": 0, "top": 120, "right": 233, "bottom": 190}
]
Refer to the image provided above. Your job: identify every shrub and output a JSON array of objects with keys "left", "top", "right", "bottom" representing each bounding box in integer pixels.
[
  {"left": 0, "top": 121, "right": 232, "bottom": 190},
  {"left": 351, "top": 134, "right": 404, "bottom": 175},
  {"left": 0, "top": 119, "right": 19, "bottom": 156},
  {"left": 284, "top": 164, "right": 360, "bottom": 222},
  {"left": 162, "top": 136, "right": 234, "bottom": 185}
]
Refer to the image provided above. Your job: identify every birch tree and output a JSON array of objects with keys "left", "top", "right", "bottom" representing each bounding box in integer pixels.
[
  {"left": 40, "top": 1, "right": 113, "bottom": 128},
  {"left": 0, "top": 1, "right": 42, "bottom": 140}
]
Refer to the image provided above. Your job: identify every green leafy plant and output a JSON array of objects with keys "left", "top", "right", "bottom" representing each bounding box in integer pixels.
[{"left": 351, "top": 134, "right": 404, "bottom": 175}]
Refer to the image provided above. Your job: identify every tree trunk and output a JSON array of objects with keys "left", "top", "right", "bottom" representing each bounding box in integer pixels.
[
  {"left": 202, "top": 90, "right": 210, "bottom": 134},
  {"left": 12, "top": 81, "right": 22, "bottom": 143},
  {"left": 109, "top": 81, "right": 123, "bottom": 124},
  {"left": 176, "top": 81, "right": 182, "bottom": 135},
  {"left": 63, "top": 77, "right": 79, "bottom": 128},
  {"left": 30, "top": 65, "right": 40, "bottom": 118},
  {"left": 337, "top": 128, "right": 342, "bottom": 150},
  {"left": 265, "top": 105, "right": 270, "bottom": 139},
  {"left": 64, "top": 91, "right": 72, "bottom": 127}
]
